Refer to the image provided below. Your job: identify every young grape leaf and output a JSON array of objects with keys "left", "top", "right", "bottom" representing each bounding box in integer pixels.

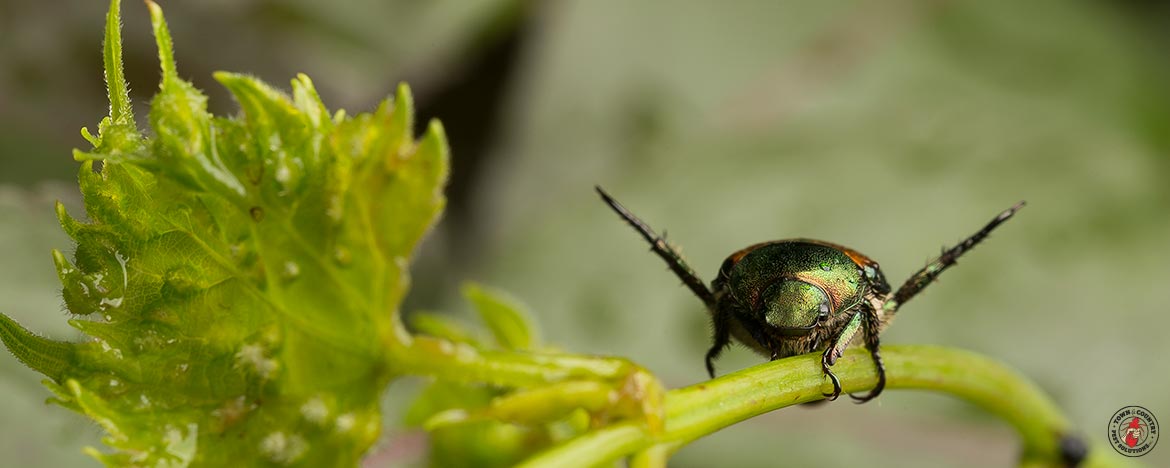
[{"left": 0, "top": 0, "right": 447, "bottom": 464}]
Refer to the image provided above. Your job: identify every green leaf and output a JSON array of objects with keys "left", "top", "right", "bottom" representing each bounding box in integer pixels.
[
  {"left": 463, "top": 282, "right": 539, "bottom": 351},
  {"left": 0, "top": 314, "right": 77, "bottom": 382},
  {"left": 0, "top": 0, "right": 448, "bottom": 464}
]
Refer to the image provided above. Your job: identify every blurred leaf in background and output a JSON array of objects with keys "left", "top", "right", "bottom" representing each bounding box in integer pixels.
[{"left": 2, "top": 0, "right": 1169, "bottom": 466}]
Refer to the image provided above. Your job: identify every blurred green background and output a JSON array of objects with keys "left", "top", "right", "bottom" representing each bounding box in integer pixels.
[{"left": 2, "top": 0, "right": 1169, "bottom": 466}]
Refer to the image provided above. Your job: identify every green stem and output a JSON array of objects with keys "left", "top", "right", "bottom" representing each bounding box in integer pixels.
[
  {"left": 389, "top": 334, "right": 667, "bottom": 432},
  {"left": 520, "top": 345, "right": 1131, "bottom": 468},
  {"left": 391, "top": 335, "right": 636, "bottom": 386},
  {"left": 628, "top": 444, "right": 671, "bottom": 468}
]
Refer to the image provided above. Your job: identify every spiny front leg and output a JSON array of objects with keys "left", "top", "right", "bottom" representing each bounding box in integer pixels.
[
  {"left": 886, "top": 201, "right": 1024, "bottom": 314},
  {"left": 821, "top": 312, "right": 863, "bottom": 401},
  {"left": 705, "top": 304, "right": 733, "bottom": 378},
  {"left": 596, "top": 186, "right": 716, "bottom": 308},
  {"left": 849, "top": 309, "right": 886, "bottom": 403}
]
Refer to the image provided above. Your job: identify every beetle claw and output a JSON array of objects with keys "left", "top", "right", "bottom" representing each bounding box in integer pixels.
[
  {"left": 821, "top": 360, "right": 842, "bottom": 401},
  {"left": 848, "top": 367, "right": 886, "bottom": 403},
  {"left": 849, "top": 336, "right": 887, "bottom": 404},
  {"left": 849, "top": 390, "right": 877, "bottom": 403}
]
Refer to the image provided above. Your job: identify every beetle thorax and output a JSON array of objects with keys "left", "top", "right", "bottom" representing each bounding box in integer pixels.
[{"left": 724, "top": 242, "right": 867, "bottom": 312}]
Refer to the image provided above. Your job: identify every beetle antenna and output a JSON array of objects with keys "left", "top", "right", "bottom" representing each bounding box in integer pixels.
[
  {"left": 596, "top": 186, "right": 716, "bottom": 308},
  {"left": 886, "top": 201, "right": 1025, "bottom": 314}
]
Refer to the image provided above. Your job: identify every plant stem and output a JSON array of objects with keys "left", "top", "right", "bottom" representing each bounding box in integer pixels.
[
  {"left": 519, "top": 345, "right": 1132, "bottom": 468},
  {"left": 628, "top": 444, "right": 671, "bottom": 468}
]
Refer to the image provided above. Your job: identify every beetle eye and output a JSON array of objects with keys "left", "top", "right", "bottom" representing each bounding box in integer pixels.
[{"left": 818, "top": 302, "right": 830, "bottom": 319}]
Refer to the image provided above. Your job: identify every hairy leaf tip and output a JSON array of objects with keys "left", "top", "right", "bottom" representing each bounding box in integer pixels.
[
  {"left": 392, "top": 83, "right": 415, "bottom": 144},
  {"left": 146, "top": 0, "right": 178, "bottom": 85},
  {"left": 0, "top": 314, "right": 77, "bottom": 383},
  {"left": 103, "top": 0, "right": 133, "bottom": 127},
  {"left": 292, "top": 73, "right": 329, "bottom": 128}
]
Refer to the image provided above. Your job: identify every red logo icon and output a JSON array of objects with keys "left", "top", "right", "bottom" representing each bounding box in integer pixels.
[{"left": 1108, "top": 406, "right": 1158, "bottom": 457}]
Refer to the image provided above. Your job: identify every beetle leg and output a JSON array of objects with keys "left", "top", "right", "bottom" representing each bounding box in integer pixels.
[
  {"left": 705, "top": 303, "right": 733, "bottom": 378},
  {"left": 821, "top": 355, "right": 842, "bottom": 401},
  {"left": 596, "top": 186, "right": 716, "bottom": 308},
  {"left": 849, "top": 309, "right": 886, "bottom": 403},
  {"left": 821, "top": 312, "right": 863, "bottom": 400},
  {"left": 886, "top": 201, "right": 1024, "bottom": 315}
]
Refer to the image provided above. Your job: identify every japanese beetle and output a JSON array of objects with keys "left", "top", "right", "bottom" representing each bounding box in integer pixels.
[{"left": 596, "top": 186, "right": 1023, "bottom": 402}]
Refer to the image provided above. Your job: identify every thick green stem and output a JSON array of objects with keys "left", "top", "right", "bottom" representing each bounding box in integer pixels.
[
  {"left": 628, "top": 444, "right": 671, "bottom": 468},
  {"left": 520, "top": 345, "right": 1132, "bottom": 468}
]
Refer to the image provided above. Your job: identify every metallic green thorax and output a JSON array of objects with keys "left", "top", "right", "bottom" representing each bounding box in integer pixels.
[{"left": 721, "top": 242, "right": 868, "bottom": 316}]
